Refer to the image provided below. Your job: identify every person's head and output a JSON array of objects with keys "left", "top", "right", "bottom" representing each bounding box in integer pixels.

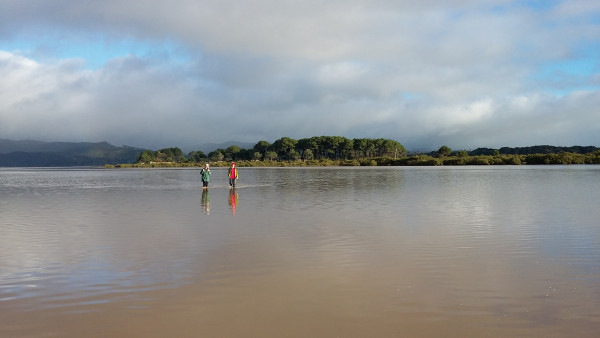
[
  {"left": 205, "top": 163, "right": 209, "bottom": 168},
  {"left": 231, "top": 162, "right": 235, "bottom": 167}
]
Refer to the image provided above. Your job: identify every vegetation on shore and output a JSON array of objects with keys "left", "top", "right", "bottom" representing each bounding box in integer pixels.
[
  {"left": 106, "top": 136, "right": 600, "bottom": 168},
  {"left": 107, "top": 152, "right": 600, "bottom": 168}
]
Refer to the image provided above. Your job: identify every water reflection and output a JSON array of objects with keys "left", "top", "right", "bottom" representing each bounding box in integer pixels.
[
  {"left": 228, "top": 188, "right": 238, "bottom": 215},
  {"left": 1, "top": 167, "right": 600, "bottom": 337},
  {"left": 201, "top": 189, "right": 210, "bottom": 215}
]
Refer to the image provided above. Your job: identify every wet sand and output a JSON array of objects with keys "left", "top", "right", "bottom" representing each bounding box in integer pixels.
[{"left": 4, "top": 254, "right": 599, "bottom": 338}]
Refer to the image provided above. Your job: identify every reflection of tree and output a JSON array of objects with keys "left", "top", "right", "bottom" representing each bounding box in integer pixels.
[
  {"left": 201, "top": 189, "right": 210, "bottom": 215},
  {"left": 228, "top": 189, "right": 239, "bottom": 215}
]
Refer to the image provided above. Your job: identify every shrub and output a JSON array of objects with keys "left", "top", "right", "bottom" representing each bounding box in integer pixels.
[
  {"left": 442, "top": 157, "right": 466, "bottom": 165},
  {"left": 340, "top": 160, "right": 361, "bottom": 166}
]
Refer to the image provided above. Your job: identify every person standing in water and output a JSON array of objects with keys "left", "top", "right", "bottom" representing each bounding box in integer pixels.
[
  {"left": 200, "top": 163, "right": 211, "bottom": 189},
  {"left": 228, "top": 162, "right": 238, "bottom": 188}
]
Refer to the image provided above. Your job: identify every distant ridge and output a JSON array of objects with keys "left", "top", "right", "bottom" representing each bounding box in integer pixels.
[{"left": 0, "top": 139, "right": 147, "bottom": 167}]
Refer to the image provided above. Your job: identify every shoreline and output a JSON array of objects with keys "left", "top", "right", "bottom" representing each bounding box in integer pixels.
[{"left": 106, "top": 152, "right": 600, "bottom": 168}]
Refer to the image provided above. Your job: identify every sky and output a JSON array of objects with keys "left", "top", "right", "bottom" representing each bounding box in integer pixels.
[{"left": 1, "top": 0, "right": 599, "bottom": 151}]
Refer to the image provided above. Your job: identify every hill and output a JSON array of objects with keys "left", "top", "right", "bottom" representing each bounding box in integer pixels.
[{"left": 0, "top": 139, "right": 146, "bottom": 167}]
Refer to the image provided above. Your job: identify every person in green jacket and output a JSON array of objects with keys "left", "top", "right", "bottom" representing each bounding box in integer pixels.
[{"left": 200, "top": 163, "right": 211, "bottom": 188}]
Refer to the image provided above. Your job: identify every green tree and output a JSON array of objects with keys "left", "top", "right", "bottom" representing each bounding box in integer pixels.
[
  {"left": 298, "top": 137, "right": 319, "bottom": 159},
  {"left": 271, "top": 137, "right": 298, "bottom": 160},
  {"left": 378, "top": 139, "right": 405, "bottom": 158},
  {"left": 208, "top": 150, "right": 224, "bottom": 162},
  {"left": 302, "top": 148, "right": 314, "bottom": 161},
  {"left": 173, "top": 148, "right": 186, "bottom": 162},
  {"left": 225, "top": 145, "right": 242, "bottom": 161},
  {"left": 155, "top": 150, "right": 168, "bottom": 162},
  {"left": 364, "top": 140, "right": 376, "bottom": 158},
  {"left": 187, "top": 151, "right": 206, "bottom": 162},
  {"left": 289, "top": 149, "right": 301, "bottom": 161},
  {"left": 323, "top": 136, "right": 342, "bottom": 159},
  {"left": 339, "top": 138, "right": 354, "bottom": 159},
  {"left": 437, "top": 145, "right": 451, "bottom": 157},
  {"left": 353, "top": 138, "right": 369, "bottom": 158},
  {"left": 137, "top": 150, "right": 156, "bottom": 163},
  {"left": 253, "top": 141, "right": 271, "bottom": 160},
  {"left": 265, "top": 151, "right": 278, "bottom": 161},
  {"left": 157, "top": 147, "right": 185, "bottom": 162}
]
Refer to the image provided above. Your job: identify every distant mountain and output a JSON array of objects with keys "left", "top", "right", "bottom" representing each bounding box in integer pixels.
[{"left": 0, "top": 139, "right": 147, "bottom": 167}]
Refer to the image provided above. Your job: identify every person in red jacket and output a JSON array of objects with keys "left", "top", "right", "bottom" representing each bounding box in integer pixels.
[{"left": 228, "top": 162, "right": 238, "bottom": 188}]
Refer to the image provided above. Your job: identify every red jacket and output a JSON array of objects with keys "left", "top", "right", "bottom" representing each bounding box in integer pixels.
[{"left": 228, "top": 167, "right": 238, "bottom": 179}]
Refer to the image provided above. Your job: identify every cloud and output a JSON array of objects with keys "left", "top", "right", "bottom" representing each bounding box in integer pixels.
[{"left": 0, "top": 0, "right": 599, "bottom": 151}]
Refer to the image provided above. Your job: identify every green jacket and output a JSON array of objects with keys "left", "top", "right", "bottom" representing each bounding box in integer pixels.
[{"left": 200, "top": 168, "right": 211, "bottom": 182}]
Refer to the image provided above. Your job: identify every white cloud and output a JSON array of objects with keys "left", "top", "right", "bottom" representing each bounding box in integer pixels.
[{"left": 0, "top": 0, "right": 599, "bottom": 150}]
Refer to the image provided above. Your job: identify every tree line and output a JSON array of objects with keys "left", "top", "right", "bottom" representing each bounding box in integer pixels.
[
  {"left": 136, "top": 136, "right": 407, "bottom": 164},
  {"left": 129, "top": 138, "right": 600, "bottom": 167},
  {"left": 465, "top": 145, "right": 598, "bottom": 156},
  {"left": 398, "top": 152, "right": 600, "bottom": 166}
]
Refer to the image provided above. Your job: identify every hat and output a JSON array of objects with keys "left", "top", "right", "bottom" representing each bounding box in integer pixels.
[{"left": 231, "top": 162, "right": 235, "bottom": 165}]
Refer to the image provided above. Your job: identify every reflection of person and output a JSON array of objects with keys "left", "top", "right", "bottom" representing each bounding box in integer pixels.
[
  {"left": 201, "top": 188, "right": 210, "bottom": 215},
  {"left": 200, "top": 163, "right": 211, "bottom": 188},
  {"left": 228, "top": 188, "right": 238, "bottom": 215},
  {"left": 228, "top": 162, "right": 238, "bottom": 188}
]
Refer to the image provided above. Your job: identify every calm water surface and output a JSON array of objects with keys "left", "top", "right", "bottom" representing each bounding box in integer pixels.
[{"left": 1, "top": 166, "right": 599, "bottom": 337}]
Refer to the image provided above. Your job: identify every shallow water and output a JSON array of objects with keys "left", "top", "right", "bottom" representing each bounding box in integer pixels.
[{"left": 1, "top": 166, "right": 599, "bottom": 337}]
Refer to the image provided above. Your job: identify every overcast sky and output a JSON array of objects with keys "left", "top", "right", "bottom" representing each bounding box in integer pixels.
[{"left": 1, "top": 0, "right": 599, "bottom": 151}]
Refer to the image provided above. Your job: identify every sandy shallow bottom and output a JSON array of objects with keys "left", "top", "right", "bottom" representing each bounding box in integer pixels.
[{"left": 3, "top": 262, "right": 599, "bottom": 338}]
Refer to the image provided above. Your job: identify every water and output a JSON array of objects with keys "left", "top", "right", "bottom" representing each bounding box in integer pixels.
[{"left": 1, "top": 166, "right": 599, "bottom": 337}]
